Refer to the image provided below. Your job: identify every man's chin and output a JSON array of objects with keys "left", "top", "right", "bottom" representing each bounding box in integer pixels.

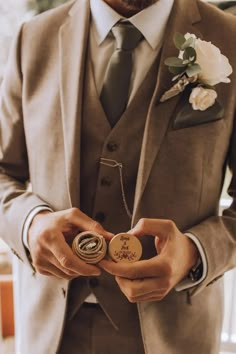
[{"left": 121, "top": 0, "right": 158, "bottom": 11}]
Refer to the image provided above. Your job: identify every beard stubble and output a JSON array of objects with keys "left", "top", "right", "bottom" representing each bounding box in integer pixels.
[{"left": 121, "top": 0, "right": 158, "bottom": 10}]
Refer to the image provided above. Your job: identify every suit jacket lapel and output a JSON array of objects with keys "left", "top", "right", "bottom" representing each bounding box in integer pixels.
[
  {"left": 132, "top": 0, "right": 202, "bottom": 221},
  {"left": 59, "top": 0, "right": 90, "bottom": 207}
]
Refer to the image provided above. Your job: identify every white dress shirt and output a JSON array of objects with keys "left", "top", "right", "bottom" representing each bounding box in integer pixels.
[
  {"left": 23, "top": 0, "right": 207, "bottom": 298},
  {"left": 89, "top": 0, "right": 174, "bottom": 102}
]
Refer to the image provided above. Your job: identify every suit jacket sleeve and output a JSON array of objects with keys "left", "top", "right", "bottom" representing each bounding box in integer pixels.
[
  {"left": 0, "top": 25, "right": 51, "bottom": 268},
  {"left": 187, "top": 113, "right": 236, "bottom": 295}
]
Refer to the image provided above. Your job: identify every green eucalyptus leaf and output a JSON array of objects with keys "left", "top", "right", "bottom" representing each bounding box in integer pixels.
[
  {"left": 181, "top": 36, "right": 195, "bottom": 50},
  {"left": 28, "top": 0, "right": 69, "bottom": 14},
  {"left": 168, "top": 66, "right": 186, "bottom": 75},
  {"left": 186, "top": 64, "right": 202, "bottom": 77},
  {"left": 164, "top": 57, "right": 186, "bottom": 67},
  {"left": 173, "top": 32, "right": 186, "bottom": 50},
  {"left": 183, "top": 47, "right": 196, "bottom": 62}
]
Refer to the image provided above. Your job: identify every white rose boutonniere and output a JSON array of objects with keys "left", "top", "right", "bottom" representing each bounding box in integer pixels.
[
  {"left": 195, "top": 38, "right": 232, "bottom": 86},
  {"left": 189, "top": 87, "right": 217, "bottom": 111},
  {"left": 160, "top": 32, "right": 233, "bottom": 111}
]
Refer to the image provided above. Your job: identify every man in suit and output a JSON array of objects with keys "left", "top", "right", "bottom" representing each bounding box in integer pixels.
[{"left": 0, "top": 0, "right": 235, "bottom": 353}]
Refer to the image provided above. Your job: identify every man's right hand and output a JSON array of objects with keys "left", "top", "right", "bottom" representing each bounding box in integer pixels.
[{"left": 28, "top": 208, "right": 113, "bottom": 280}]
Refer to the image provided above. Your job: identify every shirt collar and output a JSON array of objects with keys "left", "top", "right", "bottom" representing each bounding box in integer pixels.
[
  {"left": 90, "top": 0, "right": 122, "bottom": 44},
  {"left": 90, "top": 0, "right": 174, "bottom": 49}
]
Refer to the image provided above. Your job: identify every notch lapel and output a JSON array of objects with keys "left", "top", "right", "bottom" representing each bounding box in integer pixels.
[
  {"left": 59, "top": 0, "right": 90, "bottom": 207},
  {"left": 132, "top": 0, "right": 202, "bottom": 221}
]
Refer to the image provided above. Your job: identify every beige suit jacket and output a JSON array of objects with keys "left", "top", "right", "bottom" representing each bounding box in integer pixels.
[{"left": 0, "top": 0, "right": 236, "bottom": 353}]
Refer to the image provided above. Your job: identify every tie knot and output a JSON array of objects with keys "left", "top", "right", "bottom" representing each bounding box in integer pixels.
[{"left": 112, "top": 22, "right": 143, "bottom": 51}]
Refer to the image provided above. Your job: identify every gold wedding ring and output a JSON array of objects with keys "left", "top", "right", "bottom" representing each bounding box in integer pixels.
[
  {"left": 108, "top": 233, "right": 142, "bottom": 263},
  {"left": 72, "top": 231, "right": 107, "bottom": 264}
]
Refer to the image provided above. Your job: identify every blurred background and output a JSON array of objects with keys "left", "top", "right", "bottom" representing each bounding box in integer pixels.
[
  {"left": 0, "top": 0, "right": 69, "bottom": 83},
  {"left": 0, "top": 0, "right": 236, "bottom": 353}
]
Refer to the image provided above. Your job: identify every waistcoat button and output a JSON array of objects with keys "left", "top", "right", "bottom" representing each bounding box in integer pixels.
[
  {"left": 107, "top": 141, "right": 119, "bottom": 152},
  {"left": 101, "top": 176, "right": 112, "bottom": 186},
  {"left": 95, "top": 212, "right": 106, "bottom": 223},
  {"left": 89, "top": 277, "right": 99, "bottom": 288}
]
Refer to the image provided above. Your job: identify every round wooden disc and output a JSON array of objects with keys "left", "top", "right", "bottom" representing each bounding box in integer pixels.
[{"left": 108, "top": 233, "right": 142, "bottom": 263}]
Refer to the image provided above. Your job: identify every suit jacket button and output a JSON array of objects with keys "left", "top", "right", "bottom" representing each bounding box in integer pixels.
[
  {"left": 95, "top": 212, "right": 106, "bottom": 223},
  {"left": 89, "top": 278, "right": 99, "bottom": 288},
  {"left": 107, "top": 141, "right": 118, "bottom": 152},
  {"left": 101, "top": 176, "right": 112, "bottom": 186}
]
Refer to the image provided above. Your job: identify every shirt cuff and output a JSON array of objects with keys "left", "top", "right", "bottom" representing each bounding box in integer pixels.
[
  {"left": 175, "top": 232, "right": 207, "bottom": 291},
  {"left": 22, "top": 206, "right": 53, "bottom": 250}
]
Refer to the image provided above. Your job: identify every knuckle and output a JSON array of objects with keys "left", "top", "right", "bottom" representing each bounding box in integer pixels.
[
  {"left": 42, "top": 231, "right": 56, "bottom": 244},
  {"left": 68, "top": 207, "right": 80, "bottom": 219},
  {"left": 137, "top": 218, "right": 148, "bottom": 231},
  {"left": 36, "top": 266, "right": 47, "bottom": 275},
  {"left": 38, "top": 230, "right": 51, "bottom": 243},
  {"left": 157, "top": 294, "right": 165, "bottom": 301},
  {"left": 126, "top": 287, "right": 135, "bottom": 299},
  {"left": 165, "top": 220, "right": 176, "bottom": 233},
  {"left": 127, "top": 296, "right": 137, "bottom": 303},
  {"left": 59, "top": 256, "right": 72, "bottom": 269},
  {"left": 162, "top": 288, "right": 170, "bottom": 300},
  {"left": 124, "top": 288, "right": 137, "bottom": 303},
  {"left": 124, "top": 284, "right": 140, "bottom": 303},
  {"left": 90, "top": 221, "right": 103, "bottom": 233},
  {"left": 36, "top": 233, "right": 56, "bottom": 253}
]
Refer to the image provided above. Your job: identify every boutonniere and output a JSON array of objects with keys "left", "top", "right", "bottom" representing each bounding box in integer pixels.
[{"left": 160, "top": 32, "right": 233, "bottom": 111}]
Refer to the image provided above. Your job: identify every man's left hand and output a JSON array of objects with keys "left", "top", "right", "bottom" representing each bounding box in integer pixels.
[{"left": 99, "top": 219, "right": 199, "bottom": 303}]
